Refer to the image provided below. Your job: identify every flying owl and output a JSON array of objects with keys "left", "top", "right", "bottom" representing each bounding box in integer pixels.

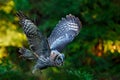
[{"left": 17, "top": 11, "right": 82, "bottom": 73}]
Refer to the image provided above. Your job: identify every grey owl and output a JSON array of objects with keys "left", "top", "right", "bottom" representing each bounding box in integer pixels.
[{"left": 17, "top": 11, "right": 82, "bottom": 73}]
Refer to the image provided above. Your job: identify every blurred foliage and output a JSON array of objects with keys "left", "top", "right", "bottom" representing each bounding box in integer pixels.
[{"left": 0, "top": 0, "right": 120, "bottom": 80}]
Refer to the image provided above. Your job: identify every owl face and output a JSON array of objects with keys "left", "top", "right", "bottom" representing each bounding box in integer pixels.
[
  {"left": 50, "top": 50, "right": 65, "bottom": 66},
  {"left": 55, "top": 53, "right": 64, "bottom": 66}
]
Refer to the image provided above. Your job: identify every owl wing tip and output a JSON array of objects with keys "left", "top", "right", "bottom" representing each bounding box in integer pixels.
[
  {"left": 65, "top": 14, "right": 82, "bottom": 29},
  {"left": 16, "top": 11, "right": 28, "bottom": 20}
]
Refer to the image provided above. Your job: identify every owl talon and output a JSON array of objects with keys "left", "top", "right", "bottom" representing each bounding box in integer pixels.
[{"left": 32, "top": 68, "right": 37, "bottom": 74}]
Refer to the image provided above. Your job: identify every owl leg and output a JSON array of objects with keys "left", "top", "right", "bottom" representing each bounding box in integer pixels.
[
  {"left": 19, "top": 47, "right": 36, "bottom": 60},
  {"left": 32, "top": 64, "right": 40, "bottom": 74}
]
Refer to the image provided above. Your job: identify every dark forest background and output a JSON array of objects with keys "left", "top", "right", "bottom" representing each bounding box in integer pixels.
[{"left": 0, "top": 0, "right": 120, "bottom": 80}]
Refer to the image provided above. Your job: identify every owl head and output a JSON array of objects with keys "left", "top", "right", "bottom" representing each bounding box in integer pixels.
[{"left": 50, "top": 50, "right": 65, "bottom": 66}]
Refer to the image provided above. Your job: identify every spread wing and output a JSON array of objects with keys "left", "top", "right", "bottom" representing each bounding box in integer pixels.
[
  {"left": 17, "top": 11, "right": 50, "bottom": 57},
  {"left": 48, "top": 14, "right": 82, "bottom": 52}
]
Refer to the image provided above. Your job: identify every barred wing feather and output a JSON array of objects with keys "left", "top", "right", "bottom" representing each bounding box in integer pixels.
[
  {"left": 48, "top": 14, "right": 82, "bottom": 52},
  {"left": 17, "top": 11, "right": 50, "bottom": 57}
]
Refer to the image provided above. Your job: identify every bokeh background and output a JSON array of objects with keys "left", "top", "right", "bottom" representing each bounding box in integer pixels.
[{"left": 0, "top": 0, "right": 120, "bottom": 80}]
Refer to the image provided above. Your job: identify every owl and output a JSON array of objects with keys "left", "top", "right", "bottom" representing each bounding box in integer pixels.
[{"left": 17, "top": 11, "right": 82, "bottom": 73}]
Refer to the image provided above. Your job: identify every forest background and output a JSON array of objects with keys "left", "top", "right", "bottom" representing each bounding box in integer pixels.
[{"left": 0, "top": 0, "right": 120, "bottom": 80}]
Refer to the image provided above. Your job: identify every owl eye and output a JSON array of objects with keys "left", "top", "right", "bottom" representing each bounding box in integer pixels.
[
  {"left": 57, "top": 55, "right": 63, "bottom": 61},
  {"left": 57, "top": 56, "right": 62, "bottom": 60}
]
